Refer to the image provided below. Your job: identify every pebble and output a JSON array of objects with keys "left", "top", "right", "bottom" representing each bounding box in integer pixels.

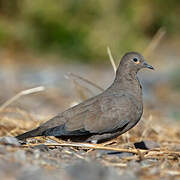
[{"left": 0, "top": 136, "right": 20, "bottom": 146}]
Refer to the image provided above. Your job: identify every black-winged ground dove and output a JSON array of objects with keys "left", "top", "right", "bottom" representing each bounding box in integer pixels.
[{"left": 16, "top": 52, "right": 154, "bottom": 143}]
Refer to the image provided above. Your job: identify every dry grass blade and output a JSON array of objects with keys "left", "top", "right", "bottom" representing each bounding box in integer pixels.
[
  {"left": 0, "top": 86, "right": 45, "bottom": 112},
  {"left": 65, "top": 72, "right": 104, "bottom": 92},
  {"left": 107, "top": 46, "right": 117, "bottom": 73},
  {"left": 140, "top": 115, "right": 153, "bottom": 141},
  {"left": 143, "top": 27, "right": 166, "bottom": 58},
  {"left": 73, "top": 79, "right": 94, "bottom": 100},
  {"left": 64, "top": 46, "right": 117, "bottom": 97}
]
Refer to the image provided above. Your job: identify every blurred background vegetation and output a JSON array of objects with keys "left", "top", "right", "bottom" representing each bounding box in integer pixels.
[{"left": 0, "top": 0, "right": 179, "bottom": 63}]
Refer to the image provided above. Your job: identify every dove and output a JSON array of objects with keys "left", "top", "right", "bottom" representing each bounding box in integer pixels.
[{"left": 16, "top": 52, "right": 154, "bottom": 143}]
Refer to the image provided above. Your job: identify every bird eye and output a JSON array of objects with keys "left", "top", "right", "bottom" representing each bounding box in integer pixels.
[{"left": 133, "top": 57, "right": 138, "bottom": 62}]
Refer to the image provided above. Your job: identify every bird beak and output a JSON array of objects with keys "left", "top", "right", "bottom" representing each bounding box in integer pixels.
[{"left": 143, "top": 61, "right": 154, "bottom": 70}]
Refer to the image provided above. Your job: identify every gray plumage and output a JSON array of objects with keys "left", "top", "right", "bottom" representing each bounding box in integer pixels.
[{"left": 16, "top": 52, "right": 154, "bottom": 143}]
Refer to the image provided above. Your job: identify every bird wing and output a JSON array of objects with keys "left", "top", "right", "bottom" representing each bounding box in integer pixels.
[
  {"left": 83, "top": 94, "right": 134, "bottom": 133},
  {"left": 64, "top": 94, "right": 135, "bottom": 134},
  {"left": 39, "top": 94, "right": 135, "bottom": 136}
]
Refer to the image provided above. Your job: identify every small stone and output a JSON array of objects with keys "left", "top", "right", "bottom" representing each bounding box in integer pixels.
[
  {"left": 134, "top": 140, "right": 160, "bottom": 150},
  {"left": 0, "top": 136, "right": 20, "bottom": 146}
]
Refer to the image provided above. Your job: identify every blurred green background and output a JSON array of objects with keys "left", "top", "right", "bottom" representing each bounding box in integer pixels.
[{"left": 0, "top": 0, "right": 179, "bottom": 62}]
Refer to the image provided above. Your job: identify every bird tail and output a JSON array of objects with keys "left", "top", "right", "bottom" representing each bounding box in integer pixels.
[{"left": 15, "top": 127, "right": 42, "bottom": 140}]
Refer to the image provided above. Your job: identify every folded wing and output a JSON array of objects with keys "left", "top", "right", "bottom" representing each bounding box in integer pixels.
[{"left": 40, "top": 94, "right": 133, "bottom": 136}]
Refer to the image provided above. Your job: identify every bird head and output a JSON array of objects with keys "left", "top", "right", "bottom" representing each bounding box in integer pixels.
[{"left": 119, "top": 52, "right": 154, "bottom": 73}]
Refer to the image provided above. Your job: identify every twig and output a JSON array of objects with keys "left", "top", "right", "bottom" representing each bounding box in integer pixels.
[
  {"left": 21, "top": 142, "right": 147, "bottom": 154},
  {"left": 137, "top": 149, "right": 145, "bottom": 161},
  {"left": 143, "top": 27, "right": 166, "bottom": 58},
  {"left": 107, "top": 46, "right": 117, "bottom": 73},
  {"left": 0, "top": 86, "right": 45, "bottom": 112},
  {"left": 21, "top": 142, "right": 180, "bottom": 157},
  {"left": 65, "top": 72, "right": 104, "bottom": 92}
]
